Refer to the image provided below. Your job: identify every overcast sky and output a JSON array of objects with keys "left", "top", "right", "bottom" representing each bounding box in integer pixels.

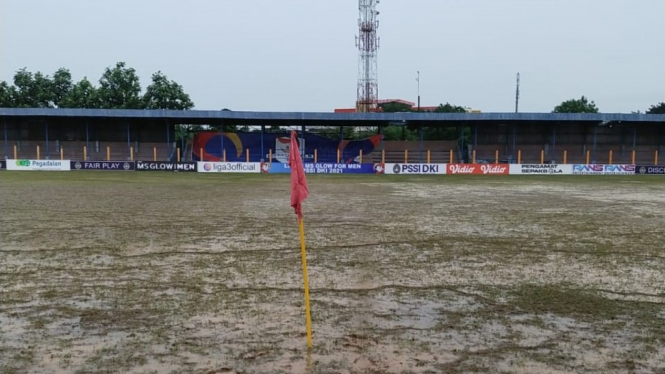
[{"left": 1, "top": 0, "right": 663, "bottom": 113}]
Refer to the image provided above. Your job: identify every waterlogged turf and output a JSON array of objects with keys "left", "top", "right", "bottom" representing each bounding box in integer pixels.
[{"left": 0, "top": 172, "right": 664, "bottom": 373}]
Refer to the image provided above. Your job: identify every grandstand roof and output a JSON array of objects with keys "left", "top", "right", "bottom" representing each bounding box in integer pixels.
[{"left": 1, "top": 108, "right": 664, "bottom": 127}]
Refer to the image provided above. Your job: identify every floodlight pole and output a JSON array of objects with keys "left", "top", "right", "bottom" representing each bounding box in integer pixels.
[
  {"left": 416, "top": 71, "right": 421, "bottom": 111},
  {"left": 515, "top": 73, "right": 520, "bottom": 113}
]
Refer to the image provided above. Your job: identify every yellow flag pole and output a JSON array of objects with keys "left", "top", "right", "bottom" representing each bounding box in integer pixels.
[{"left": 299, "top": 218, "right": 313, "bottom": 348}]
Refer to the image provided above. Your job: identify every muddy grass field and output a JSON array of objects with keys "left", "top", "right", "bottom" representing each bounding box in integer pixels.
[{"left": 0, "top": 172, "right": 664, "bottom": 374}]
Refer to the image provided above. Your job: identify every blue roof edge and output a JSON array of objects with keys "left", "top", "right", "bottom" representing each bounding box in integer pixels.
[{"left": 1, "top": 108, "right": 664, "bottom": 122}]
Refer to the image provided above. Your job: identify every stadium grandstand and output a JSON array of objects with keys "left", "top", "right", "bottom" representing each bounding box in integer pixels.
[{"left": 1, "top": 108, "right": 664, "bottom": 165}]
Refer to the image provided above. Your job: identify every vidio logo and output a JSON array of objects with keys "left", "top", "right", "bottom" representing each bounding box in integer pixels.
[{"left": 15, "top": 160, "right": 30, "bottom": 167}]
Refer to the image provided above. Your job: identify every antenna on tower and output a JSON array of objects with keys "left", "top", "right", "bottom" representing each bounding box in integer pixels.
[
  {"left": 515, "top": 73, "right": 521, "bottom": 113},
  {"left": 355, "top": 0, "right": 380, "bottom": 113}
]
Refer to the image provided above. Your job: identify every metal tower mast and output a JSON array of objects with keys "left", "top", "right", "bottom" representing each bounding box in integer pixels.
[
  {"left": 355, "top": 0, "right": 380, "bottom": 113},
  {"left": 515, "top": 73, "right": 521, "bottom": 113}
]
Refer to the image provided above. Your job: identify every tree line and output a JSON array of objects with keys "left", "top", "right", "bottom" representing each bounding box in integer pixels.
[
  {"left": 552, "top": 96, "right": 664, "bottom": 114},
  {"left": 0, "top": 62, "right": 193, "bottom": 110},
  {"left": 2, "top": 64, "right": 663, "bottom": 115},
  {"left": 379, "top": 95, "right": 665, "bottom": 115}
]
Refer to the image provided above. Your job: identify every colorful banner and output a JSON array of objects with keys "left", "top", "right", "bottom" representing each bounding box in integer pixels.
[
  {"left": 136, "top": 161, "right": 196, "bottom": 172},
  {"left": 509, "top": 164, "right": 573, "bottom": 175},
  {"left": 263, "top": 163, "right": 377, "bottom": 174},
  {"left": 197, "top": 162, "right": 261, "bottom": 173},
  {"left": 447, "top": 164, "right": 509, "bottom": 175},
  {"left": 572, "top": 164, "right": 635, "bottom": 175},
  {"left": 71, "top": 161, "right": 135, "bottom": 171},
  {"left": 383, "top": 163, "right": 447, "bottom": 175},
  {"left": 192, "top": 131, "right": 382, "bottom": 163},
  {"left": 635, "top": 165, "right": 665, "bottom": 175},
  {"left": 7, "top": 159, "right": 71, "bottom": 171}
]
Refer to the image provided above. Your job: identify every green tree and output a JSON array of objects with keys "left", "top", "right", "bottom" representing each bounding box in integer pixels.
[
  {"left": 553, "top": 96, "right": 599, "bottom": 113},
  {"left": 431, "top": 103, "right": 468, "bottom": 140},
  {"left": 379, "top": 102, "right": 412, "bottom": 112},
  {"left": 382, "top": 125, "right": 417, "bottom": 141},
  {"left": 61, "top": 78, "right": 99, "bottom": 108},
  {"left": 12, "top": 69, "right": 36, "bottom": 107},
  {"left": 0, "top": 81, "right": 16, "bottom": 107},
  {"left": 97, "top": 62, "right": 142, "bottom": 109},
  {"left": 1, "top": 64, "right": 194, "bottom": 110},
  {"left": 646, "top": 102, "right": 665, "bottom": 114},
  {"left": 143, "top": 71, "right": 194, "bottom": 110},
  {"left": 434, "top": 103, "right": 467, "bottom": 113},
  {"left": 13, "top": 68, "right": 55, "bottom": 108},
  {"left": 406, "top": 102, "right": 467, "bottom": 140},
  {"left": 51, "top": 68, "right": 73, "bottom": 107}
]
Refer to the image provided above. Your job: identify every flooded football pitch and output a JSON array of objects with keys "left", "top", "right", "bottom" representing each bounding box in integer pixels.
[{"left": 1, "top": 172, "right": 663, "bottom": 373}]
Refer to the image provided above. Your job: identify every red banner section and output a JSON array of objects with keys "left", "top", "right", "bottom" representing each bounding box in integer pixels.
[{"left": 447, "top": 164, "right": 510, "bottom": 175}]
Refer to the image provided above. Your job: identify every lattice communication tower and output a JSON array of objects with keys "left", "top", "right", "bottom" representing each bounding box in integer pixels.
[{"left": 355, "top": 0, "right": 380, "bottom": 112}]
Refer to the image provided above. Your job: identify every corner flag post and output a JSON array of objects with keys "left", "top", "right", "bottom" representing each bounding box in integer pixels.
[
  {"left": 299, "top": 218, "right": 313, "bottom": 348},
  {"left": 289, "top": 130, "right": 312, "bottom": 348}
]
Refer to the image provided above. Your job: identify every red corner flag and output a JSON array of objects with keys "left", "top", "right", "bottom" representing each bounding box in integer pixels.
[{"left": 289, "top": 130, "right": 309, "bottom": 220}]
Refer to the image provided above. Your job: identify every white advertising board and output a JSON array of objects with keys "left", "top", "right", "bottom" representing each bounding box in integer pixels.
[
  {"left": 7, "top": 159, "right": 71, "bottom": 171},
  {"left": 384, "top": 163, "right": 447, "bottom": 175},
  {"left": 197, "top": 162, "right": 261, "bottom": 173},
  {"left": 572, "top": 164, "right": 635, "bottom": 175},
  {"left": 509, "top": 164, "right": 573, "bottom": 175}
]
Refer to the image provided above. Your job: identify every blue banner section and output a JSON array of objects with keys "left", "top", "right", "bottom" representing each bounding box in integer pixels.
[
  {"left": 71, "top": 161, "right": 135, "bottom": 171},
  {"left": 263, "top": 163, "right": 377, "bottom": 174},
  {"left": 635, "top": 165, "right": 665, "bottom": 175},
  {"left": 193, "top": 132, "right": 382, "bottom": 163}
]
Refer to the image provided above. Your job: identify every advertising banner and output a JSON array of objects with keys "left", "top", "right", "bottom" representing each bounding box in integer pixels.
[
  {"left": 572, "top": 164, "right": 635, "bottom": 175},
  {"left": 0, "top": 160, "right": 5, "bottom": 170},
  {"left": 263, "top": 162, "right": 376, "bottom": 174},
  {"left": 635, "top": 165, "right": 665, "bottom": 175},
  {"left": 197, "top": 162, "right": 261, "bottom": 173},
  {"left": 71, "top": 161, "right": 135, "bottom": 171},
  {"left": 136, "top": 161, "right": 196, "bottom": 172},
  {"left": 192, "top": 131, "right": 381, "bottom": 164},
  {"left": 509, "top": 164, "right": 573, "bottom": 175},
  {"left": 384, "top": 163, "right": 447, "bottom": 175},
  {"left": 7, "top": 159, "right": 71, "bottom": 171},
  {"left": 447, "top": 164, "right": 509, "bottom": 175}
]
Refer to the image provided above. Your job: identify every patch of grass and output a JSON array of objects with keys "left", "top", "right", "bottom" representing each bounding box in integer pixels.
[
  {"left": 511, "top": 284, "right": 627, "bottom": 319},
  {"left": 510, "top": 284, "right": 663, "bottom": 321}
]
